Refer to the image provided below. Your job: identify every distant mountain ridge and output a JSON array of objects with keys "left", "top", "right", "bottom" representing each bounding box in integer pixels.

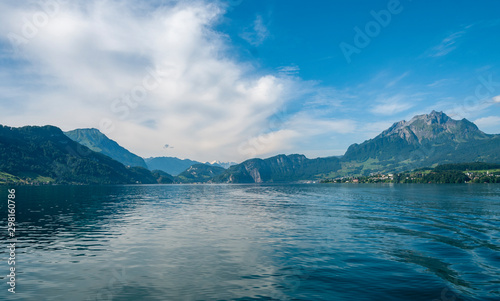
[
  {"left": 65, "top": 128, "right": 148, "bottom": 168},
  {"left": 212, "top": 154, "right": 341, "bottom": 183},
  {"left": 175, "top": 164, "right": 226, "bottom": 183},
  {"left": 0, "top": 125, "right": 159, "bottom": 184},
  {"left": 144, "top": 157, "right": 202, "bottom": 176},
  {"left": 3, "top": 111, "right": 499, "bottom": 185},
  {"left": 64, "top": 128, "right": 233, "bottom": 176},
  {"left": 145, "top": 157, "right": 235, "bottom": 176},
  {"left": 206, "top": 160, "right": 237, "bottom": 169}
]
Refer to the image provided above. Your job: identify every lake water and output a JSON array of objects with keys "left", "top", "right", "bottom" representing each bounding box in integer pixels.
[{"left": 1, "top": 184, "right": 499, "bottom": 301}]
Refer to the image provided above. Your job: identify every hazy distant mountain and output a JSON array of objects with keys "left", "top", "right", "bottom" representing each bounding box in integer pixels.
[
  {"left": 0, "top": 125, "right": 158, "bottom": 184},
  {"left": 65, "top": 128, "right": 147, "bottom": 168},
  {"left": 151, "top": 170, "right": 174, "bottom": 184},
  {"left": 175, "top": 164, "right": 226, "bottom": 183},
  {"left": 145, "top": 157, "right": 202, "bottom": 175},
  {"left": 212, "top": 154, "right": 341, "bottom": 183},
  {"left": 206, "top": 160, "right": 238, "bottom": 169},
  {"left": 342, "top": 110, "right": 500, "bottom": 175}
]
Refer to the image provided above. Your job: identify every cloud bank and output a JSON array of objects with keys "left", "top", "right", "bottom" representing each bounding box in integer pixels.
[{"left": 0, "top": 0, "right": 353, "bottom": 162}]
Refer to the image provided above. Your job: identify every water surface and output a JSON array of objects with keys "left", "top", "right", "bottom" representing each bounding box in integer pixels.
[{"left": 1, "top": 184, "right": 499, "bottom": 300}]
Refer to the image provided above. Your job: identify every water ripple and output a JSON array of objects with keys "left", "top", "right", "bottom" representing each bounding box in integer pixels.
[{"left": 0, "top": 184, "right": 498, "bottom": 300}]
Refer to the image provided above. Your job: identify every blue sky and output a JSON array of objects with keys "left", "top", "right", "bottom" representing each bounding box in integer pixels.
[{"left": 0, "top": 0, "right": 499, "bottom": 162}]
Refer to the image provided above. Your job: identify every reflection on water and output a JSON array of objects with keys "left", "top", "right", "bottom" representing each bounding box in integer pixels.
[{"left": 0, "top": 184, "right": 499, "bottom": 300}]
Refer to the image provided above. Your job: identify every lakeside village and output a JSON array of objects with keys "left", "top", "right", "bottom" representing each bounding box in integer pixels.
[{"left": 322, "top": 165, "right": 500, "bottom": 184}]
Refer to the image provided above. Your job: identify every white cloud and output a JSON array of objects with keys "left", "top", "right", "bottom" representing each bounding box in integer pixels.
[
  {"left": 385, "top": 71, "right": 409, "bottom": 88},
  {"left": 0, "top": 0, "right": 344, "bottom": 162},
  {"left": 0, "top": 1, "right": 285, "bottom": 161},
  {"left": 443, "top": 94, "right": 500, "bottom": 120},
  {"left": 240, "top": 14, "right": 269, "bottom": 46},
  {"left": 234, "top": 108, "right": 358, "bottom": 159},
  {"left": 370, "top": 95, "right": 415, "bottom": 115},
  {"left": 474, "top": 116, "right": 500, "bottom": 130},
  {"left": 427, "top": 31, "right": 465, "bottom": 57},
  {"left": 277, "top": 65, "right": 300, "bottom": 76},
  {"left": 427, "top": 78, "right": 454, "bottom": 87},
  {"left": 237, "top": 129, "right": 301, "bottom": 158}
]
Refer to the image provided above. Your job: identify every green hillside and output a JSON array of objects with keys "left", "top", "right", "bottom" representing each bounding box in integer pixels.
[
  {"left": 65, "top": 128, "right": 147, "bottom": 168},
  {"left": 0, "top": 125, "right": 159, "bottom": 185},
  {"left": 175, "top": 164, "right": 226, "bottom": 183},
  {"left": 212, "top": 154, "right": 341, "bottom": 183}
]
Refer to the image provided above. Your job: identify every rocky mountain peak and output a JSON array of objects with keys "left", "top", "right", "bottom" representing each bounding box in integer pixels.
[
  {"left": 407, "top": 110, "right": 449, "bottom": 126},
  {"left": 378, "top": 111, "right": 485, "bottom": 144}
]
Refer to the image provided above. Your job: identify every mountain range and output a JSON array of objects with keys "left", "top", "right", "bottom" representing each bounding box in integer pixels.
[
  {"left": 207, "top": 160, "right": 238, "bottom": 169},
  {"left": 212, "top": 154, "right": 341, "bottom": 183},
  {"left": 144, "top": 158, "right": 236, "bottom": 175},
  {"left": 1, "top": 111, "right": 499, "bottom": 184},
  {"left": 175, "top": 164, "right": 226, "bottom": 183},
  {"left": 0, "top": 125, "right": 159, "bottom": 184},
  {"left": 211, "top": 111, "right": 500, "bottom": 183},
  {"left": 144, "top": 157, "right": 201, "bottom": 176},
  {"left": 65, "top": 128, "right": 148, "bottom": 168},
  {"left": 64, "top": 129, "right": 235, "bottom": 176}
]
